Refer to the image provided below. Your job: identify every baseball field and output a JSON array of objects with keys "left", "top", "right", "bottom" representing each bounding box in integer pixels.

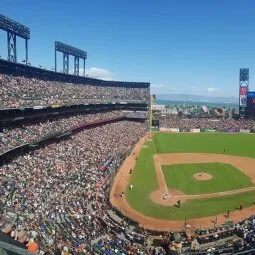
[{"left": 110, "top": 132, "right": 255, "bottom": 230}]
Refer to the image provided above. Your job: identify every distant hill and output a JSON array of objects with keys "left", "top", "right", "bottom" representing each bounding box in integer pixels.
[{"left": 156, "top": 94, "right": 238, "bottom": 104}]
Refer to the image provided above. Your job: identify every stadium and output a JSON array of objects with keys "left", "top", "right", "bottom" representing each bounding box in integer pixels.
[{"left": 1, "top": 6, "right": 255, "bottom": 255}]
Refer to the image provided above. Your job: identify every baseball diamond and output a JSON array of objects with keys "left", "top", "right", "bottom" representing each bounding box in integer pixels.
[{"left": 110, "top": 132, "right": 255, "bottom": 231}]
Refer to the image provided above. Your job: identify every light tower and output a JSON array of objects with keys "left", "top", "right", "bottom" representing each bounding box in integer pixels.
[
  {"left": 0, "top": 13, "right": 30, "bottom": 64},
  {"left": 55, "top": 41, "right": 87, "bottom": 76}
]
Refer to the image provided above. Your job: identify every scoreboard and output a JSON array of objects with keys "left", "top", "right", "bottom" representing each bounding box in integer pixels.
[
  {"left": 152, "top": 119, "right": 159, "bottom": 128},
  {"left": 246, "top": 91, "right": 255, "bottom": 119},
  {"left": 239, "top": 68, "right": 249, "bottom": 118}
]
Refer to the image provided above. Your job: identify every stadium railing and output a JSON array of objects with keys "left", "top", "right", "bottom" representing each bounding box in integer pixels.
[
  {"left": 0, "top": 241, "right": 35, "bottom": 255},
  {"left": 185, "top": 248, "right": 255, "bottom": 254}
]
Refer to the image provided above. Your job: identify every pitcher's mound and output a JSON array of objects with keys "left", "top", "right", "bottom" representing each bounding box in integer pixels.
[{"left": 193, "top": 172, "right": 212, "bottom": 181}]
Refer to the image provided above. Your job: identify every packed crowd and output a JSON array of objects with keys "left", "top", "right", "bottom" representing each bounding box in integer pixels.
[
  {"left": 1, "top": 115, "right": 255, "bottom": 254},
  {"left": 123, "top": 111, "right": 148, "bottom": 119},
  {"left": 0, "top": 119, "right": 146, "bottom": 254},
  {"left": 0, "top": 74, "right": 150, "bottom": 109},
  {"left": 0, "top": 110, "right": 124, "bottom": 154},
  {"left": 187, "top": 216, "right": 255, "bottom": 253},
  {"left": 159, "top": 115, "right": 255, "bottom": 130}
]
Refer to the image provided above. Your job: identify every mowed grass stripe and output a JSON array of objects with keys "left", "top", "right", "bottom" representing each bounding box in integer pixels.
[
  {"left": 162, "top": 163, "right": 254, "bottom": 194},
  {"left": 153, "top": 133, "right": 255, "bottom": 158}
]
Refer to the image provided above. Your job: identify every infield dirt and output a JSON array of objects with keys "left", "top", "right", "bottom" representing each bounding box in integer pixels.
[{"left": 193, "top": 173, "right": 212, "bottom": 180}]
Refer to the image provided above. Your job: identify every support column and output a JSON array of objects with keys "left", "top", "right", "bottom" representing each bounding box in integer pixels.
[
  {"left": 7, "top": 32, "right": 17, "bottom": 62},
  {"left": 25, "top": 39, "right": 28, "bottom": 65},
  {"left": 63, "top": 53, "right": 69, "bottom": 74},
  {"left": 74, "top": 56, "right": 79, "bottom": 75}
]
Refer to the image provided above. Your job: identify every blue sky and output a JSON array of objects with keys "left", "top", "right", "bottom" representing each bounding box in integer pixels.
[{"left": 1, "top": 0, "right": 255, "bottom": 97}]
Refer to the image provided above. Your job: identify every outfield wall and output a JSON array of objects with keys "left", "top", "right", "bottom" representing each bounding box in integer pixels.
[{"left": 159, "top": 128, "right": 255, "bottom": 133}]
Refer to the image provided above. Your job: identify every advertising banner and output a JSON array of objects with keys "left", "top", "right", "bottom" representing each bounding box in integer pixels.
[
  {"left": 159, "top": 128, "right": 179, "bottom": 132},
  {"left": 159, "top": 128, "right": 169, "bottom": 131},
  {"left": 204, "top": 129, "right": 216, "bottom": 132},
  {"left": 226, "top": 129, "right": 239, "bottom": 133},
  {"left": 239, "top": 84, "right": 248, "bottom": 117},
  {"left": 240, "top": 129, "right": 250, "bottom": 133},
  {"left": 240, "top": 86, "right": 248, "bottom": 95},
  {"left": 33, "top": 106, "right": 44, "bottom": 109},
  {"left": 179, "top": 128, "right": 190, "bottom": 132},
  {"left": 191, "top": 129, "right": 200, "bottom": 133},
  {"left": 215, "top": 129, "right": 226, "bottom": 132},
  {"left": 51, "top": 104, "right": 60, "bottom": 108},
  {"left": 169, "top": 128, "right": 179, "bottom": 132},
  {"left": 240, "top": 95, "right": 247, "bottom": 107}
]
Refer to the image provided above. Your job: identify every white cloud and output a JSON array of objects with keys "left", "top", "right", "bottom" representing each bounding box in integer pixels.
[
  {"left": 207, "top": 87, "right": 221, "bottom": 94},
  {"left": 71, "top": 67, "right": 115, "bottom": 80},
  {"left": 85, "top": 67, "right": 115, "bottom": 80}
]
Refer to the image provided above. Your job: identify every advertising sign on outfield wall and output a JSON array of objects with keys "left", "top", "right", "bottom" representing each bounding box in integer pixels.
[
  {"left": 159, "top": 128, "right": 179, "bottom": 132},
  {"left": 240, "top": 129, "right": 250, "bottom": 133},
  {"left": 191, "top": 129, "right": 200, "bottom": 133},
  {"left": 169, "top": 128, "right": 179, "bottom": 132},
  {"left": 204, "top": 129, "right": 216, "bottom": 132},
  {"left": 179, "top": 128, "right": 190, "bottom": 132},
  {"left": 159, "top": 128, "right": 169, "bottom": 131}
]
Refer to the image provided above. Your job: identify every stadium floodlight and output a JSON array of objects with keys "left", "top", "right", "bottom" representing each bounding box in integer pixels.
[
  {"left": 0, "top": 13, "right": 30, "bottom": 63},
  {"left": 55, "top": 41, "right": 87, "bottom": 76},
  {"left": 0, "top": 14, "right": 30, "bottom": 39},
  {"left": 55, "top": 41, "right": 87, "bottom": 59}
]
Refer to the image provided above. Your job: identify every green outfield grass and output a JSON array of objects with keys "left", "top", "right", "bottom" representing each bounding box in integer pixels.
[
  {"left": 153, "top": 133, "right": 255, "bottom": 158},
  {"left": 126, "top": 133, "right": 255, "bottom": 220},
  {"left": 162, "top": 162, "right": 254, "bottom": 194}
]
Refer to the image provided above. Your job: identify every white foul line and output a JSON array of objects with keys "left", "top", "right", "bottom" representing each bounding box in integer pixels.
[
  {"left": 151, "top": 137, "right": 169, "bottom": 197},
  {"left": 157, "top": 159, "right": 169, "bottom": 197},
  {"left": 151, "top": 138, "right": 157, "bottom": 155}
]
